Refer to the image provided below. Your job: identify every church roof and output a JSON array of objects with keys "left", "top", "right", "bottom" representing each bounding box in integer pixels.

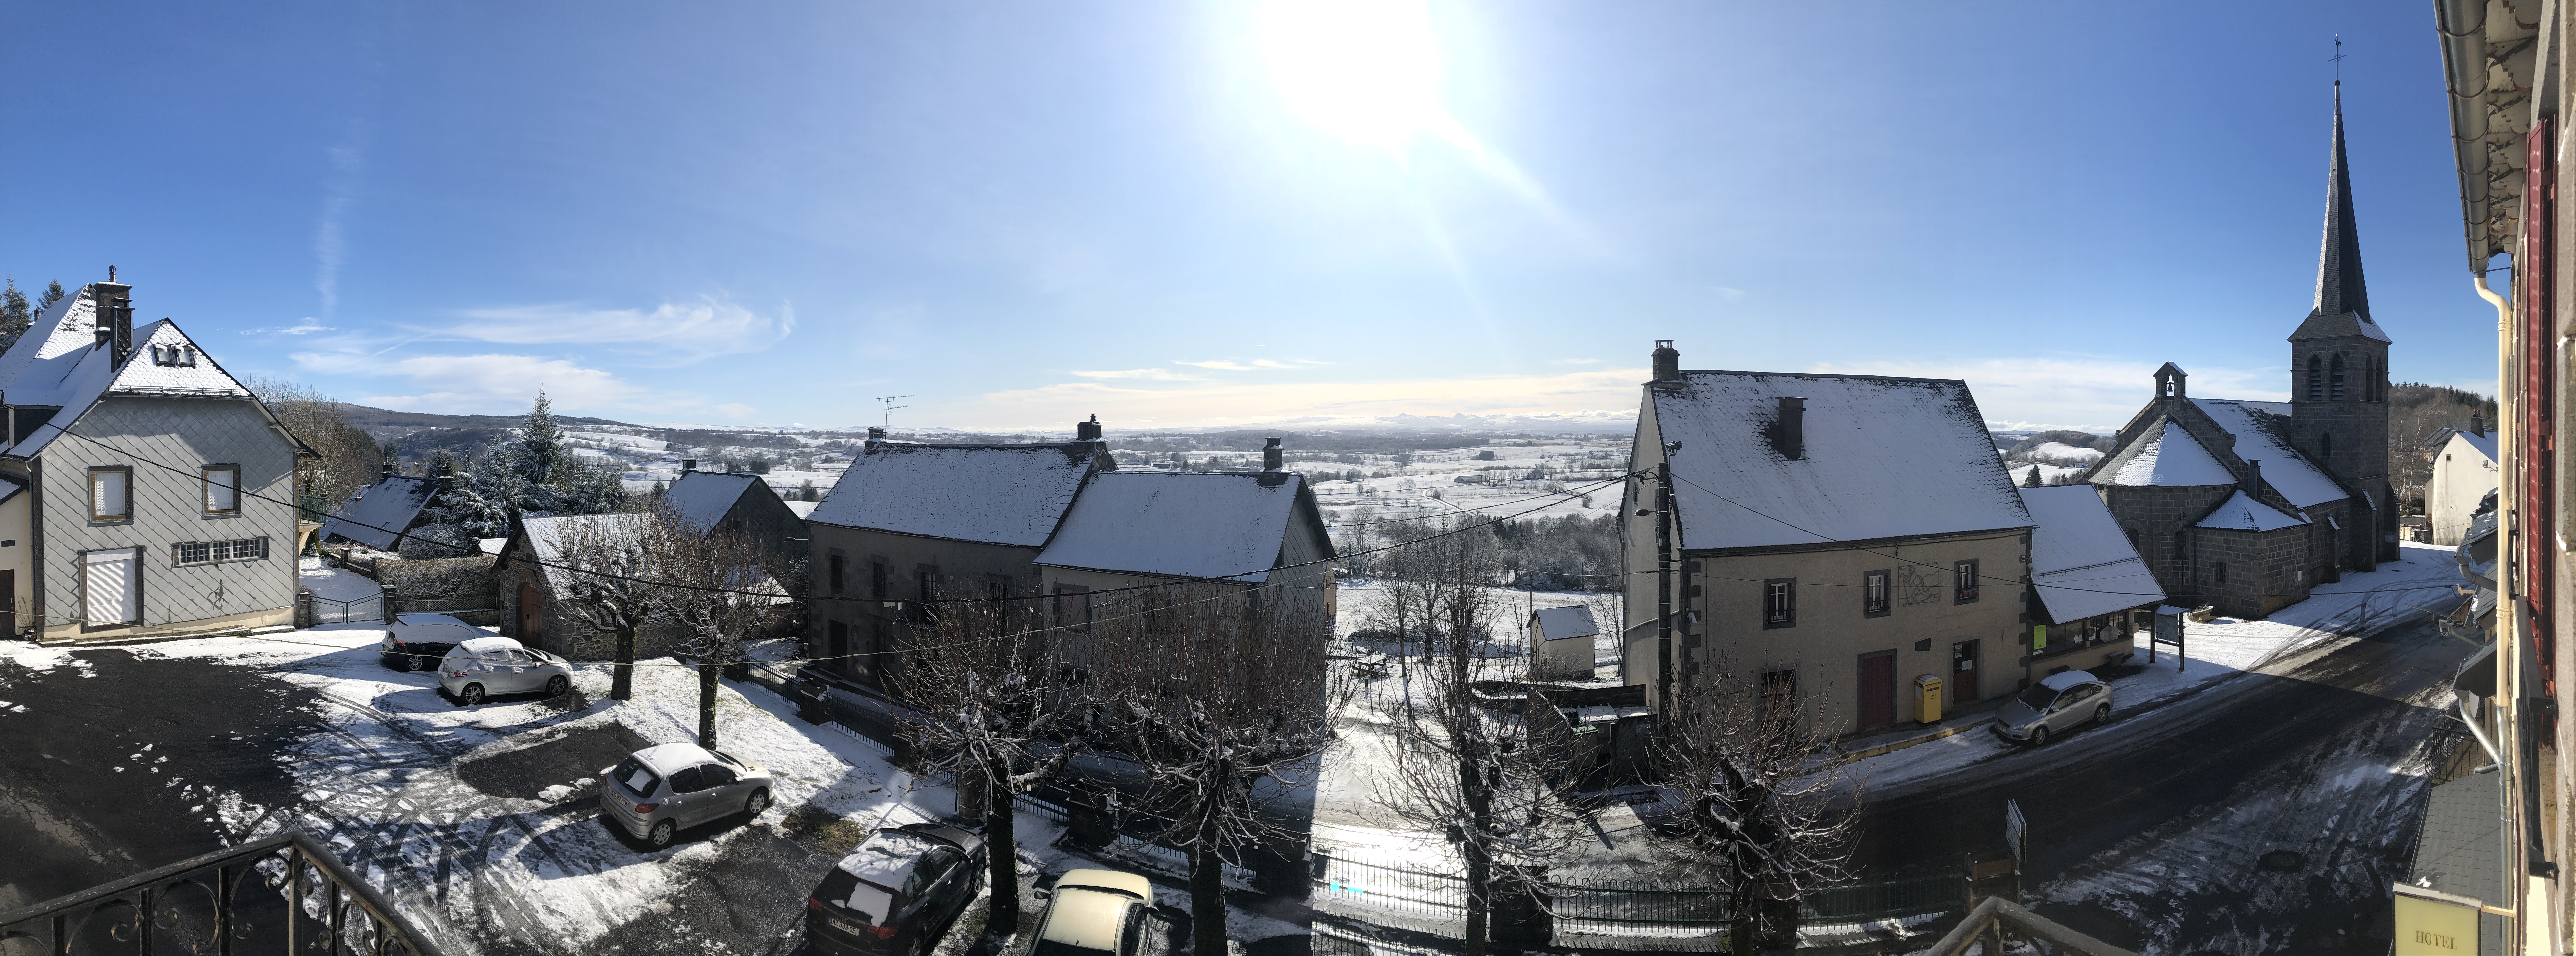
[
  {"left": 2094, "top": 420, "right": 2235, "bottom": 488},
  {"left": 2290, "top": 88, "right": 2393, "bottom": 345},
  {"left": 2190, "top": 399, "right": 2349, "bottom": 509},
  {"left": 2195, "top": 490, "right": 2309, "bottom": 533}
]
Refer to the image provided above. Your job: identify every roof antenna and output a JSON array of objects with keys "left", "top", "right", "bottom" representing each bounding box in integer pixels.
[
  {"left": 107, "top": 265, "right": 116, "bottom": 282},
  {"left": 873, "top": 394, "right": 914, "bottom": 431}
]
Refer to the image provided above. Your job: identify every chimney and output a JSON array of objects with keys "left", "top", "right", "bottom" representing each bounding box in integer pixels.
[
  {"left": 381, "top": 461, "right": 395, "bottom": 481},
  {"left": 867, "top": 426, "right": 885, "bottom": 441},
  {"left": 1772, "top": 397, "right": 1805, "bottom": 460},
  {"left": 680, "top": 458, "right": 696, "bottom": 474},
  {"left": 2471, "top": 413, "right": 2485, "bottom": 437},
  {"left": 1076, "top": 415, "right": 1103, "bottom": 442},
  {"left": 94, "top": 278, "right": 134, "bottom": 366},
  {"left": 1651, "top": 340, "right": 1681, "bottom": 385},
  {"left": 435, "top": 461, "right": 453, "bottom": 493},
  {"left": 1264, "top": 437, "right": 1284, "bottom": 472},
  {"left": 2247, "top": 458, "right": 2262, "bottom": 491}
]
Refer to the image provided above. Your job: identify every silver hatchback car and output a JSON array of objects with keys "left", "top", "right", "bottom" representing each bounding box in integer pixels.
[
  {"left": 437, "top": 636, "right": 572, "bottom": 705},
  {"left": 599, "top": 742, "right": 776, "bottom": 848},
  {"left": 1992, "top": 670, "right": 2113, "bottom": 746}
]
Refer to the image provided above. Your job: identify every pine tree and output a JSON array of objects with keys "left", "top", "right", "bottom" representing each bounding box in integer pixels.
[
  {"left": 2022, "top": 465, "right": 2042, "bottom": 488},
  {"left": 650, "top": 480, "right": 667, "bottom": 500},
  {"left": 0, "top": 277, "right": 30, "bottom": 353},
  {"left": 420, "top": 393, "right": 628, "bottom": 537},
  {"left": 35, "top": 280, "right": 63, "bottom": 313}
]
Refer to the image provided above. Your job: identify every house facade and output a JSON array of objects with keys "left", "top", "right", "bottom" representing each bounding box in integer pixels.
[
  {"left": 0, "top": 279, "right": 315, "bottom": 642},
  {"left": 1621, "top": 347, "right": 2035, "bottom": 735},
  {"left": 659, "top": 468, "right": 806, "bottom": 563},
  {"left": 1032, "top": 458, "right": 1337, "bottom": 648},
  {"left": 804, "top": 423, "right": 1114, "bottom": 689},
  {"left": 2425, "top": 425, "right": 2500, "bottom": 546},
  {"left": 493, "top": 513, "right": 681, "bottom": 660}
]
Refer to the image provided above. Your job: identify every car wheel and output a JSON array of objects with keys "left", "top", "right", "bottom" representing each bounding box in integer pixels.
[
  {"left": 545, "top": 675, "right": 569, "bottom": 697},
  {"left": 2094, "top": 703, "right": 2111, "bottom": 725},
  {"left": 2028, "top": 725, "right": 2049, "bottom": 747},
  {"left": 460, "top": 683, "right": 486, "bottom": 706},
  {"left": 648, "top": 819, "right": 676, "bottom": 848},
  {"left": 744, "top": 787, "right": 770, "bottom": 818},
  {"left": 903, "top": 933, "right": 927, "bottom": 956},
  {"left": 411, "top": 653, "right": 435, "bottom": 672}
]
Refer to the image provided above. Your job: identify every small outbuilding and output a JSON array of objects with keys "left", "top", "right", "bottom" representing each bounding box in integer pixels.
[
  {"left": 1528, "top": 604, "right": 1601, "bottom": 681},
  {"left": 2425, "top": 424, "right": 2499, "bottom": 546}
]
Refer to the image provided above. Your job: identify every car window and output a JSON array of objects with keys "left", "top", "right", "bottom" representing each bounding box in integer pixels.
[
  {"left": 669, "top": 766, "right": 708, "bottom": 793},
  {"left": 701, "top": 764, "right": 738, "bottom": 788},
  {"left": 714, "top": 750, "right": 746, "bottom": 768},
  {"left": 612, "top": 757, "right": 661, "bottom": 797},
  {"left": 2016, "top": 684, "right": 2056, "bottom": 709},
  {"left": 901, "top": 862, "right": 933, "bottom": 898},
  {"left": 1119, "top": 906, "right": 1148, "bottom": 956}
]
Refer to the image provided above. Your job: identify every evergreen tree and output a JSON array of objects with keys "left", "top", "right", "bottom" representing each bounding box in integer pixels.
[
  {"left": 650, "top": 480, "right": 667, "bottom": 500},
  {"left": 2022, "top": 465, "right": 2042, "bottom": 487},
  {"left": 35, "top": 280, "right": 63, "bottom": 313},
  {"left": 0, "top": 277, "right": 30, "bottom": 353},
  {"left": 420, "top": 392, "right": 629, "bottom": 537}
]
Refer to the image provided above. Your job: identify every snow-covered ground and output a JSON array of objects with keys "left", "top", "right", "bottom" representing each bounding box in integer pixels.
[{"left": 1841, "top": 542, "right": 2465, "bottom": 792}]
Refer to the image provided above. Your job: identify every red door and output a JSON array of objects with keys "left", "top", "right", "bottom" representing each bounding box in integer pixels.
[
  {"left": 1859, "top": 653, "right": 1895, "bottom": 728},
  {"left": 518, "top": 584, "right": 543, "bottom": 643}
]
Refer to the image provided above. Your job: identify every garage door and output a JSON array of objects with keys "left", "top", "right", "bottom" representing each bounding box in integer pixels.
[{"left": 84, "top": 548, "right": 138, "bottom": 626}]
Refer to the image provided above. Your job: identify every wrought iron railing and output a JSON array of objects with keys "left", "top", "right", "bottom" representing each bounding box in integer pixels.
[
  {"left": 1313, "top": 849, "right": 1963, "bottom": 939},
  {"left": 1922, "top": 896, "right": 2136, "bottom": 956},
  {"left": 0, "top": 831, "right": 447, "bottom": 955}
]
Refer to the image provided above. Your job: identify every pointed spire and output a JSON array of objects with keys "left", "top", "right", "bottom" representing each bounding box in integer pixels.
[{"left": 2292, "top": 85, "right": 2392, "bottom": 343}]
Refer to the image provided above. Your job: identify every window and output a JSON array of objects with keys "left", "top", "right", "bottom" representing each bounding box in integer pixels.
[
  {"left": 2329, "top": 354, "right": 2345, "bottom": 400},
  {"left": 1953, "top": 560, "right": 1980, "bottom": 603},
  {"left": 149, "top": 343, "right": 197, "bottom": 367},
  {"left": 1862, "top": 570, "right": 1890, "bottom": 617},
  {"left": 2305, "top": 355, "right": 2322, "bottom": 400},
  {"left": 916, "top": 567, "right": 941, "bottom": 600},
  {"left": 1053, "top": 585, "right": 1093, "bottom": 634},
  {"left": 827, "top": 553, "right": 846, "bottom": 595},
  {"left": 174, "top": 538, "right": 269, "bottom": 565},
  {"left": 986, "top": 575, "right": 1013, "bottom": 599},
  {"left": 2320, "top": 432, "right": 2332, "bottom": 461},
  {"left": 1759, "top": 669, "right": 1798, "bottom": 715},
  {"left": 89, "top": 467, "right": 130, "bottom": 521},
  {"left": 870, "top": 560, "right": 888, "bottom": 600},
  {"left": 1762, "top": 578, "right": 1795, "bottom": 629},
  {"left": 202, "top": 465, "right": 239, "bottom": 515},
  {"left": 2214, "top": 561, "right": 2229, "bottom": 584}
]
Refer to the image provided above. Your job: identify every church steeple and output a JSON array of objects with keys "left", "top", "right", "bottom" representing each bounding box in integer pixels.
[{"left": 2291, "top": 85, "right": 2392, "bottom": 344}]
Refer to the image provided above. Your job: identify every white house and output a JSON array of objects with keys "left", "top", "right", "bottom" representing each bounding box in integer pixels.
[
  {"left": 1528, "top": 604, "right": 1600, "bottom": 681},
  {"left": 2426, "top": 425, "right": 2500, "bottom": 546}
]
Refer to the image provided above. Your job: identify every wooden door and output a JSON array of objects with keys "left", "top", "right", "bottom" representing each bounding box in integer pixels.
[
  {"left": 1950, "top": 639, "right": 1980, "bottom": 705},
  {"left": 1858, "top": 652, "right": 1895, "bottom": 728},
  {"left": 518, "top": 584, "right": 543, "bottom": 642}
]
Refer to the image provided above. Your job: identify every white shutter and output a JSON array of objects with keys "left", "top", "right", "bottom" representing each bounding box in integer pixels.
[{"left": 84, "top": 549, "right": 138, "bottom": 625}]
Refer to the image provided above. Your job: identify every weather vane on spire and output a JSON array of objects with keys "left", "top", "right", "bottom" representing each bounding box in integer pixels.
[{"left": 2330, "top": 35, "right": 2345, "bottom": 86}]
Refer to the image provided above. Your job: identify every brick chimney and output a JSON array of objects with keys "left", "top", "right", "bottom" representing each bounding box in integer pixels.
[
  {"left": 1651, "top": 340, "right": 1681, "bottom": 385},
  {"left": 1263, "top": 437, "right": 1283, "bottom": 472},
  {"left": 1076, "top": 415, "right": 1103, "bottom": 441},
  {"left": 1771, "top": 397, "right": 1805, "bottom": 461},
  {"left": 2471, "top": 413, "right": 2485, "bottom": 437},
  {"left": 680, "top": 458, "right": 696, "bottom": 474}
]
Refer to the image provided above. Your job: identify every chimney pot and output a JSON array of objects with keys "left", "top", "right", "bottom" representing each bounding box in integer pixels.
[
  {"left": 381, "top": 461, "right": 395, "bottom": 480},
  {"left": 867, "top": 426, "right": 885, "bottom": 441},
  {"left": 1263, "top": 437, "right": 1284, "bottom": 472},
  {"left": 1772, "top": 396, "right": 1805, "bottom": 461},
  {"left": 2471, "top": 413, "right": 2485, "bottom": 437},
  {"left": 1651, "top": 340, "right": 1681, "bottom": 385},
  {"left": 680, "top": 458, "right": 696, "bottom": 474},
  {"left": 1076, "top": 415, "right": 1103, "bottom": 442}
]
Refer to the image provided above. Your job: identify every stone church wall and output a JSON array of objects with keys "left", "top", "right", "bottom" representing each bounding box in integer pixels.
[{"left": 2100, "top": 483, "right": 2236, "bottom": 607}]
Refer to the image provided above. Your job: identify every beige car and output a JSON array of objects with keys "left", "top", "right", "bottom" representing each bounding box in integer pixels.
[{"left": 1031, "top": 869, "right": 1158, "bottom": 956}]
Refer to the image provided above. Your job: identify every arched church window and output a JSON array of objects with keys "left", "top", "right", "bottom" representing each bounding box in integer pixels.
[
  {"left": 2329, "top": 355, "right": 2346, "bottom": 400},
  {"left": 2306, "top": 355, "right": 2323, "bottom": 401},
  {"left": 2321, "top": 432, "right": 2332, "bottom": 461}
]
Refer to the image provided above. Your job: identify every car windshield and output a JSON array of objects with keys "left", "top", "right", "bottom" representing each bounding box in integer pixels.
[
  {"left": 714, "top": 750, "right": 745, "bottom": 768},
  {"left": 2017, "top": 684, "right": 2060, "bottom": 710},
  {"left": 611, "top": 756, "right": 660, "bottom": 798}
]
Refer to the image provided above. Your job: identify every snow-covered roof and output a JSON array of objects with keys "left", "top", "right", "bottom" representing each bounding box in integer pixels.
[
  {"left": 1530, "top": 604, "right": 1600, "bottom": 641},
  {"left": 2450, "top": 429, "right": 2499, "bottom": 462},
  {"left": 320, "top": 475, "right": 437, "bottom": 550},
  {"left": 2194, "top": 490, "right": 2309, "bottom": 532},
  {"left": 0, "top": 313, "right": 296, "bottom": 461},
  {"left": 2191, "top": 399, "right": 2347, "bottom": 509},
  {"left": 2018, "top": 485, "right": 2166, "bottom": 621},
  {"left": 661, "top": 471, "right": 762, "bottom": 534},
  {"left": 514, "top": 513, "right": 651, "bottom": 594},
  {"left": 478, "top": 537, "right": 508, "bottom": 556},
  {"left": 2095, "top": 421, "right": 2234, "bottom": 487},
  {"left": 1653, "top": 372, "right": 2031, "bottom": 551},
  {"left": 1034, "top": 471, "right": 1323, "bottom": 581},
  {"left": 808, "top": 443, "right": 1105, "bottom": 548}
]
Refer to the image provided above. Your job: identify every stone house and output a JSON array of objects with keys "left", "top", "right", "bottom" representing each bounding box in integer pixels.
[
  {"left": 0, "top": 278, "right": 317, "bottom": 641},
  {"left": 804, "top": 422, "right": 1114, "bottom": 689},
  {"left": 492, "top": 513, "right": 679, "bottom": 659},
  {"left": 1622, "top": 346, "right": 2036, "bottom": 734},
  {"left": 318, "top": 465, "right": 440, "bottom": 552},
  {"left": 2017, "top": 484, "right": 2163, "bottom": 676},
  {"left": 659, "top": 467, "right": 806, "bottom": 565},
  {"left": 2424, "top": 424, "right": 2499, "bottom": 546}
]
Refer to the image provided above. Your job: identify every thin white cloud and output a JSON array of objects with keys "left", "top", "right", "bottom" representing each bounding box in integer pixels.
[
  {"left": 1174, "top": 358, "right": 1329, "bottom": 371},
  {"left": 242, "top": 318, "right": 335, "bottom": 336},
  {"left": 1071, "top": 368, "right": 1213, "bottom": 382},
  {"left": 428, "top": 297, "right": 794, "bottom": 365},
  {"left": 1804, "top": 357, "right": 2286, "bottom": 433},
  {"left": 714, "top": 402, "right": 757, "bottom": 419},
  {"left": 947, "top": 368, "right": 1650, "bottom": 431},
  {"left": 340, "top": 353, "right": 646, "bottom": 414}
]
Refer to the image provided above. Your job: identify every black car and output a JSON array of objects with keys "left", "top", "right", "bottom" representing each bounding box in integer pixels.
[
  {"left": 378, "top": 614, "right": 490, "bottom": 672},
  {"left": 807, "top": 822, "right": 988, "bottom": 956}
]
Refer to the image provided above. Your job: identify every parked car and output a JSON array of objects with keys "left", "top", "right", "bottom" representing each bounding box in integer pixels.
[
  {"left": 379, "top": 613, "right": 491, "bottom": 672},
  {"left": 1992, "top": 670, "right": 2113, "bottom": 746},
  {"left": 1030, "top": 869, "right": 1156, "bottom": 956},
  {"left": 805, "top": 822, "right": 989, "bottom": 956},
  {"left": 598, "top": 742, "right": 775, "bottom": 848},
  {"left": 437, "top": 636, "right": 573, "bottom": 705}
]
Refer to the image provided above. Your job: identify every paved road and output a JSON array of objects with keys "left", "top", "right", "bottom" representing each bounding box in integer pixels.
[{"left": 1850, "top": 606, "right": 2470, "bottom": 953}]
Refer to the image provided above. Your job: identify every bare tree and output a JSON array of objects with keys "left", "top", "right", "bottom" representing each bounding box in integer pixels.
[
  {"left": 1651, "top": 676, "right": 1863, "bottom": 954},
  {"left": 547, "top": 514, "right": 669, "bottom": 701},
  {"left": 1091, "top": 581, "right": 1349, "bottom": 956},
  {"left": 245, "top": 376, "right": 384, "bottom": 516},
  {"left": 1374, "top": 518, "right": 1582, "bottom": 955},
  {"left": 898, "top": 592, "right": 1096, "bottom": 936},
  {"left": 660, "top": 512, "right": 786, "bottom": 748}
]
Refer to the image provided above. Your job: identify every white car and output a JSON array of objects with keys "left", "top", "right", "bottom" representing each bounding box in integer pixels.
[
  {"left": 437, "top": 635, "right": 572, "bottom": 705},
  {"left": 599, "top": 742, "right": 776, "bottom": 848},
  {"left": 1032, "top": 869, "right": 1159, "bottom": 956}
]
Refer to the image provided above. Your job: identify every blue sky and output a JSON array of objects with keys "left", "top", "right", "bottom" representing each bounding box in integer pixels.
[{"left": 0, "top": 2, "right": 2493, "bottom": 433}]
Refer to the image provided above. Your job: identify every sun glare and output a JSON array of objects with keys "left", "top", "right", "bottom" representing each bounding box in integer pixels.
[{"left": 1259, "top": 0, "right": 1446, "bottom": 149}]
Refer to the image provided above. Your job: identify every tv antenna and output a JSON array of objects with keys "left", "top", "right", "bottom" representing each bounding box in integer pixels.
[{"left": 874, "top": 394, "right": 914, "bottom": 431}]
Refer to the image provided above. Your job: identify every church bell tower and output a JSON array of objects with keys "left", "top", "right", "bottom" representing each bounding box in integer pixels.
[{"left": 2288, "top": 85, "right": 2390, "bottom": 496}]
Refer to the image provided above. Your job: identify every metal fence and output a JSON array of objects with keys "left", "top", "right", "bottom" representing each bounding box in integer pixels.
[
  {"left": 1550, "top": 879, "right": 1730, "bottom": 937},
  {"left": 1802, "top": 869, "right": 1963, "bottom": 923},
  {"left": 1313, "top": 851, "right": 1468, "bottom": 920},
  {"left": 1314, "top": 850, "right": 1961, "bottom": 939},
  {"left": 310, "top": 592, "right": 385, "bottom": 626},
  {"left": 0, "top": 831, "right": 446, "bottom": 955}
]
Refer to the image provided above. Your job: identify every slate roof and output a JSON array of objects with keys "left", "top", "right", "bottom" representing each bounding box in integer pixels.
[
  {"left": 1653, "top": 372, "right": 2031, "bottom": 552},
  {"left": 0, "top": 286, "right": 306, "bottom": 461},
  {"left": 1530, "top": 605, "right": 1601, "bottom": 642},
  {"left": 2191, "top": 399, "right": 2348, "bottom": 509},
  {"left": 513, "top": 514, "right": 651, "bottom": 594},
  {"left": 2095, "top": 420, "right": 2235, "bottom": 488},
  {"left": 2018, "top": 485, "right": 2166, "bottom": 622},
  {"left": 1034, "top": 470, "right": 1326, "bottom": 581},
  {"left": 2408, "top": 768, "right": 2504, "bottom": 913},
  {"left": 661, "top": 471, "right": 763, "bottom": 534},
  {"left": 808, "top": 443, "right": 1105, "bottom": 548},
  {"left": 2450, "top": 429, "right": 2499, "bottom": 463},
  {"left": 2290, "top": 89, "right": 2394, "bottom": 345},
  {"left": 320, "top": 475, "right": 438, "bottom": 550},
  {"left": 2194, "top": 490, "right": 2309, "bottom": 532}
]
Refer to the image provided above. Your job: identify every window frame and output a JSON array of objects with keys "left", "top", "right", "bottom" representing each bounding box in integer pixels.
[
  {"left": 1862, "top": 569, "right": 1891, "bottom": 618},
  {"left": 88, "top": 466, "right": 133, "bottom": 524},
  {"left": 827, "top": 551, "right": 846, "bottom": 596},
  {"left": 201, "top": 463, "right": 241, "bottom": 517},
  {"left": 172, "top": 537, "right": 271, "bottom": 566},
  {"left": 1952, "top": 560, "right": 1980, "bottom": 604},
  {"left": 1762, "top": 577, "right": 1796, "bottom": 629}
]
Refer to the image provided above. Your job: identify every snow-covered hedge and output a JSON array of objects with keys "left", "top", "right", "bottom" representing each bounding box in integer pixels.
[{"left": 378, "top": 555, "right": 498, "bottom": 602}]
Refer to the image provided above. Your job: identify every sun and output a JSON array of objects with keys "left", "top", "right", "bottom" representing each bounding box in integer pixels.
[{"left": 1258, "top": 0, "right": 1446, "bottom": 149}]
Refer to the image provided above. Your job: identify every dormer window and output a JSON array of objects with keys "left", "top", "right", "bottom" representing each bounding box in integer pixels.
[{"left": 150, "top": 344, "right": 197, "bottom": 367}]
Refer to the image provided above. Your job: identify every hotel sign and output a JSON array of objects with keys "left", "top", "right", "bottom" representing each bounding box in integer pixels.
[{"left": 2392, "top": 884, "right": 2486, "bottom": 955}]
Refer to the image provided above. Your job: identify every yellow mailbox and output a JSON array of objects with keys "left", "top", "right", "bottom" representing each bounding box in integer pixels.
[{"left": 1915, "top": 674, "right": 1944, "bottom": 724}]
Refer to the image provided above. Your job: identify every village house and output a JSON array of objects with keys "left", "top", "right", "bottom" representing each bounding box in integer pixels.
[
  {"left": 318, "top": 463, "right": 444, "bottom": 553},
  {"left": 658, "top": 464, "right": 806, "bottom": 563},
  {"left": 2017, "top": 484, "right": 2163, "bottom": 676},
  {"left": 1527, "top": 604, "right": 1601, "bottom": 681},
  {"left": 804, "top": 420, "right": 1115, "bottom": 688},
  {"left": 0, "top": 277, "right": 316, "bottom": 641},
  {"left": 1032, "top": 441, "right": 1337, "bottom": 643},
  {"left": 1622, "top": 345, "right": 2035, "bottom": 734},
  {"left": 2424, "top": 420, "right": 2499, "bottom": 546},
  {"left": 491, "top": 513, "right": 670, "bottom": 659}
]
